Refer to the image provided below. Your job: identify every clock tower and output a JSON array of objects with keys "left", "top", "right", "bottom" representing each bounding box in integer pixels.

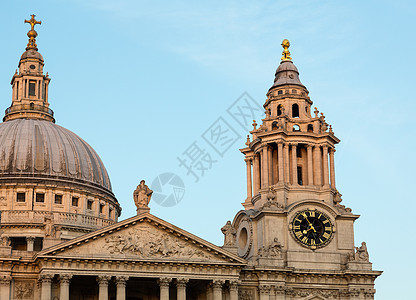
[{"left": 231, "top": 40, "right": 382, "bottom": 299}]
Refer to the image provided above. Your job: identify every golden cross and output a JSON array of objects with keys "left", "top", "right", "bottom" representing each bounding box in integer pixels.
[{"left": 25, "top": 14, "right": 41, "bottom": 31}]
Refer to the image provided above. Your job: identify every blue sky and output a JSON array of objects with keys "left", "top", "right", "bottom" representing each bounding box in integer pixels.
[{"left": 1, "top": 1, "right": 415, "bottom": 298}]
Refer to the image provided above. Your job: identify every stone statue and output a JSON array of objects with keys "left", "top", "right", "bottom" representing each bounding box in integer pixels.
[
  {"left": 133, "top": 180, "right": 153, "bottom": 209},
  {"left": 269, "top": 238, "right": 282, "bottom": 257},
  {"left": 221, "top": 221, "right": 236, "bottom": 246},
  {"left": 44, "top": 216, "right": 56, "bottom": 238},
  {"left": 354, "top": 242, "right": 369, "bottom": 262}
]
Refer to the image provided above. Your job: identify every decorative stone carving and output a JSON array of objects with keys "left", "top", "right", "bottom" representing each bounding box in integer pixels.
[
  {"left": 38, "top": 274, "right": 54, "bottom": 284},
  {"left": 291, "top": 288, "right": 338, "bottom": 299},
  {"left": 258, "top": 238, "right": 282, "bottom": 258},
  {"left": 104, "top": 227, "right": 212, "bottom": 260},
  {"left": 262, "top": 187, "right": 284, "bottom": 211},
  {"left": 59, "top": 274, "right": 72, "bottom": 284},
  {"left": 14, "top": 281, "right": 34, "bottom": 299},
  {"left": 157, "top": 277, "right": 172, "bottom": 287},
  {"left": 238, "top": 290, "right": 254, "bottom": 300},
  {"left": 333, "top": 190, "right": 352, "bottom": 214},
  {"left": 116, "top": 276, "right": 129, "bottom": 287},
  {"left": 364, "top": 289, "right": 376, "bottom": 298},
  {"left": 0, "top": 235, "right": 10, "bottom": 246},
  {"left": 258, "top": 285, "right": 270, "bottom": 295},
  {"left": 350, "top": 242, "right": 369, "bottom": 262},
  {"left": 176, "top": 278, "right": 189, "bottom": 288},
  {"left": 96, "top": 275, "right": 111, "bottom": 287},
  {"left": 221, "top": 220, "right": 236, "bottom": 246},
  {"left": 0, "top": 275, "right": 11, "bottom": 286},
  {"left": 133, "top": 180, "right": 153, "bottom": 213}
]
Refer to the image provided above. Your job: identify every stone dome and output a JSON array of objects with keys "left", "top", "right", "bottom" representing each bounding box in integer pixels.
[
  {"left": 0, "top": 118, "right": 112, "bottom": 194},
  {"left": 269, "top": 60, "right": 305, "bottom": 90},
  {"left": 20, "top": 49, "right": 44, "bottom": 61}
]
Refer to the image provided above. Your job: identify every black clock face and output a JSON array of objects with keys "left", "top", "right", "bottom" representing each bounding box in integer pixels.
[{"left": 290, "top": 209, "right": 333, "bottom": 249}]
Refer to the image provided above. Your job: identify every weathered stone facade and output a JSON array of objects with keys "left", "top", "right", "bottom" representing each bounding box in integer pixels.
[{"left": 0, "top": 18, "right": 381, "bottom": 300}]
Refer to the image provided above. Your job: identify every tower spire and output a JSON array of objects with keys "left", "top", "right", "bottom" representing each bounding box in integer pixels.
[
  {"left": 281, "top": 39, "right": 292, "bottom": 61},
  {"left": 24, "top": 14, "right": 41, "bottom": 50}
]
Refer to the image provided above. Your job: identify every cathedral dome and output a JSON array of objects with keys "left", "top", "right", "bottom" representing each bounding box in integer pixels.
[{"left": 0, "top": 118, "right": 112, "bottom": 193}]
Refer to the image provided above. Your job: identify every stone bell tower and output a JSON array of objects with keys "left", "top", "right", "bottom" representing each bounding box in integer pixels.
[{"left": 229, "top": 40, "right": 381, "bottom": 299}]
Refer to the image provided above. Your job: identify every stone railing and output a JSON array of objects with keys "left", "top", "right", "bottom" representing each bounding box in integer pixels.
[
  {"left": 0, "top": 210, "right": 114, "bottom": 229},
  {"left": 4, "top": 103, "right": 54, "bottom": 116}
]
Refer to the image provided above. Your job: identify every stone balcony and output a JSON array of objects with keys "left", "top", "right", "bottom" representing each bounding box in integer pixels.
[{"left": 0, "top": 210, "right": 114, "bottom": 230}]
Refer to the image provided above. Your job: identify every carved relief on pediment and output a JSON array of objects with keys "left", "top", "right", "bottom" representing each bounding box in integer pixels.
[{"left": 98, "top": 225, "right": 215, "bottom": 261}]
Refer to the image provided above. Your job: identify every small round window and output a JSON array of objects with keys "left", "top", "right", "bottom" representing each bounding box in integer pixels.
[{"left": 29, "top": 65, "right": 36, "bottom": 70}]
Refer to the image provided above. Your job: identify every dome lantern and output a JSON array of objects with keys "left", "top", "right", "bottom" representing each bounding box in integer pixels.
[{"left": 4, "top": 15, "right": 54, "bottom": 123}]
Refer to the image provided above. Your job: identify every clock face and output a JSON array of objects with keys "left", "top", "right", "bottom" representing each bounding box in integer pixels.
[{"left": 290, "top": 209, "right": 333, "bottom": 249}]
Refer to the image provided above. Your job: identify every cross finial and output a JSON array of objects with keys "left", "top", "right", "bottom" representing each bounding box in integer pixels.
[
  {"left": 281, "top": 39, "right": 292, "bottom": 61},
  {"left": 24, "top": 14, "right": 42, "bottom": 50}
]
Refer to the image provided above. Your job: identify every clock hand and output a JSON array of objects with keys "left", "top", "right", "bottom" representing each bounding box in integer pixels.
[{"left": 304, "top": 216, "right": 316, "bottom": 232}]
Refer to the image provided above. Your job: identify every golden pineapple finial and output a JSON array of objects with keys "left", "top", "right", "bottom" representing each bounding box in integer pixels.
[
  {"left": 281, "top": 39, "right": 292, "bottom": 61},
  {"left": 24, "top": 14, "right": 41, "bottom": 50}
]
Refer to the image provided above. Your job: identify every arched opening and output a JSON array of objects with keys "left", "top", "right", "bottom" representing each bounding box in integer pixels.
[
  {"left": 292, "top": 104, "right": 299, "bottom": 118},
  {"left": 30, "top": 102, "right": 34, "bottom": 109},
  {"left": 293, "top": 124, "right": 300, "bottom": 131},
  {"left": 272, "top": 122, "right": 278, "bottom": 130},
  {"left": 307, "top": 124, "right": 313, "bottom": 132},
  {"left": 277, "top": 105, "right": 282, "bottom": 116}
]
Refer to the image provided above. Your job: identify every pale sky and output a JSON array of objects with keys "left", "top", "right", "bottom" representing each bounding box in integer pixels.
[{"left": 1, "top": 1, "right": 415, "bottom": 299}]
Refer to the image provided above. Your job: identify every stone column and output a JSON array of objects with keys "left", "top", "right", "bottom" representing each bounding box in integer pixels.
[
  {"left": 97, "top": 275, "right": 111, "bottom": 300},
  {"left": 245, "top": 159, "right": 253, "bottom": 201},
  {"left": 212, "top": 280, "right": 224, "bottom": 300},
  {"left": 39, "top": 274, "right": 54, "bottom": 300},
  {"left": 59, "top": 274, "right": 72, "bottom": 300},
  {"left": 26, "top": 236, "right": 35, "bottom": 251},
  {"left": 116, "top": 276, "right": 128, "bottom": 300},
  {"left": 322, "top": 145, "right": 329, "bottom": 187},
  {"left": 262, "top": 146, "right": 269, "bottom": 188},
  {"left": 291, "top": 144, "right": 298, "bottom": 185},
  {"left": 176, "top": 278, "right": 188, "bottom": 300},
  {"left": 329, "top": 148, "right": 336, "bottom": 189},
  {"left": 313, "top": 146, "right": 322, "bottom": 186},
  {"left": 229, "top": 281, "right": 239, "bottom": 300},
  {"left": 206, "top": 284, "right": 213, "bottom": 300},
  {"left": 307, "top": 145, "right": 313, "bottom": 186},
  {"left": 259, "top": 285, "right": 270, "bottom": 300},
  {"left": 277, "top": 143, "right": 284, "bottom": 184},
  {"left": 158, "top": 278, "right": 172, "bottom": 300},
  {"left": 0, "top": 275, "right": 11, "bottom": 300},
  {"left": 253, "top": 154, "right": 260, "bottom": 194},
  {"left": 267, "top": 146, "right": 273, "bottom": 184},
  {"left": 283, "top": 143, "right": 290, "bottom": 184}
]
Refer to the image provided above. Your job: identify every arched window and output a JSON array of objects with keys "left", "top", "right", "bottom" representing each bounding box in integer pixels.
[
  {"left": 277, "top": 105, "right": 282, "bottom": 116},
  {"left": 292, "top": 103, "right": 299, "bottom": 118},
  {"left": 307, "top": 124, "right": 313, "bottom": 132},
  {"left": 293, "top": 124, "right": 300, "bottom": 131},
  {"left": 272, "top": 122, "right": 278, "bottom": 130}
]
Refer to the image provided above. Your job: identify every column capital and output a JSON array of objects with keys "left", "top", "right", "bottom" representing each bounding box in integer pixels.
[
  {"left": 211, "top": 280, "right": 225, "bottom": 290},
  {"left": 274, "top": 285, "right": 285, "bottom": 295},
  {"left": 244, "top": 158, "right": 252, "bottom": 163},
  {"left": 39, "top": 273, "right": 54, "bottom": 283},
  {"left": 158, "top": 277, "right": 172, "bottom": 288},
  {"left": 26, "top": 236, "right": 36, "bottom": 242},
  {"left": 229, "top": 280, "right": 240, "bottom": 291},
  {"left": 116, "top": 276, "right": 129, "bottom": 286},
  {"left": 258, "top": 285, "right": 271, "bottom": 295},
  {"left": 329, "top": 147, "right": 336, "bottom": 153},
  {"left": 59, "top": 274, "right": 72, "bottom": 284},
  {"left": 306, "top": 143, "right": 313, "bottom": 149},
  {"left": 0, "top": 275, "right": 11, "bottom": 286},
  {"left": 97, "top": 275, "right": 112, "bottom": 286},
  {"left": 176, "top": 278, "right": 189, "bottom": 288}
]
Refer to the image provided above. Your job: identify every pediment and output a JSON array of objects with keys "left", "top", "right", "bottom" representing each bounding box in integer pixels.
[{"left": 37, "top": 213, "right": 245, "bottom": 265}]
